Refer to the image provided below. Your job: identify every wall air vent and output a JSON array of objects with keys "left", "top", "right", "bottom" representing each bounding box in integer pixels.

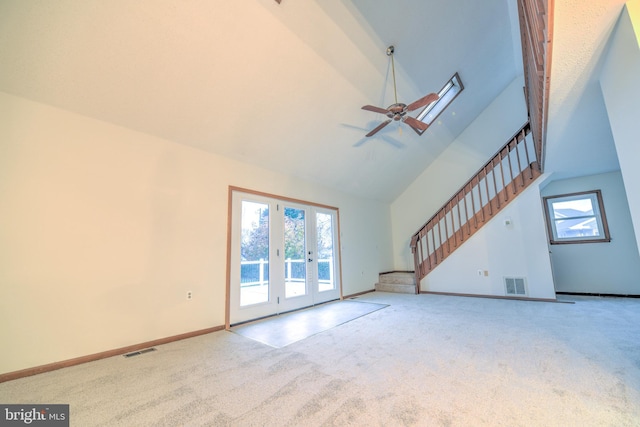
[
  {"left": 504, "top": 277, "right": 527, "bottom": 296},
  {"left": 123, "top": 348, "right": 157, "bottom": 358}
]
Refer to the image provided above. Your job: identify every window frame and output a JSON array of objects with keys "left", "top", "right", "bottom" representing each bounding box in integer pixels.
[
  {"left": 542, "top": 189, "right": 611, "bottom": 245},
  {"left": 413, "top": 72, "right": 464, "bottom": 135}
]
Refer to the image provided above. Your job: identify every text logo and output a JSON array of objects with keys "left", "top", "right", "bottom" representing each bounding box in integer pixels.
[{"left": 1, "top": 405, "right": 69, "bottom": 426}]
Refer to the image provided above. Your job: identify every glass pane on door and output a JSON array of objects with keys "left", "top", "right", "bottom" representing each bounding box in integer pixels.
[
  {"left": 316, "top": 212, "right": 335, "bottom": 292},
  {"left": 284, "top": 207, "right": 307, "bottom": 298},
  {"left": 240, "top": 201, "right": 269, "bottom": 306}
]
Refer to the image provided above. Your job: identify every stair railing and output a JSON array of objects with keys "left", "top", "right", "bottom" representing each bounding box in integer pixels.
[
  {"left": 410, "top": 122, "right": 542, "bottom": 290},
  {"left": 518, "top": 0, "right": 553, "bottom": 172}
]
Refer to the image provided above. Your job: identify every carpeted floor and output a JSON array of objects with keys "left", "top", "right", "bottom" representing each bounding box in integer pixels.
[{"left": 1, "top": 292, "right": 640, "bottom": 426}]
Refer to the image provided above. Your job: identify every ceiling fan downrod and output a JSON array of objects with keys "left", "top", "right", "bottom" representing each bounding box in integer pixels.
[{"left": 387, "top": 46, "right": 398, "bottom": 105}]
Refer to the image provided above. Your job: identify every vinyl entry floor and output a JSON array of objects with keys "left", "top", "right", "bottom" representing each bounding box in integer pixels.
[{"left": 230, "top": 299, "right": 388, "bottom": 348}]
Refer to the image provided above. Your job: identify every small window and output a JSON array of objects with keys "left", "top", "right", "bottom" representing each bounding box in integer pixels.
[
  {"left": 415, "top": 72, "right": 464, "bottom": 131},
  {"left": 543, "top": 190, "right": 611, "bottom": 244}
]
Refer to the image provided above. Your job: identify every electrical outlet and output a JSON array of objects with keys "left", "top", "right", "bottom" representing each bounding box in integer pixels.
[
  {"left": 187, "top": 291, "right": 192, "bottom": 300},
  {"left": 484, "top": 270, "right": 489, "bottom": 277}
]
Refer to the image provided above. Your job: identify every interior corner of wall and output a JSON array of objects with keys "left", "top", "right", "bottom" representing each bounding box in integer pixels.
[
  {"left": 535, "top": 172, "right": 555, "bottom": 191},
  {"left": 627, "top": 0, "right": 640, "bottom": 47}
]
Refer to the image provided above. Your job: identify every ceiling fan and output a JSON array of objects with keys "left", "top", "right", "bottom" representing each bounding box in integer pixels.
[{"left": 362, "top": 46, "right": 439, "bottom": 137}]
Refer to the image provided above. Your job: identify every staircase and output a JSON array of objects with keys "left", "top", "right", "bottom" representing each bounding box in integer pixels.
[
  {"left": 375, "top": 272, "right": 417, "bottom": 294},
  {"left": 410, "top": 122, "right": 542, "bottom": 288},
  {"left": 407, "top": 0, "right": 552, "bottom": 291}
]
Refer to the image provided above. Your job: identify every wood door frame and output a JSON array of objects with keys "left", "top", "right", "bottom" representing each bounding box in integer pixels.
[{"left": 225, "top": 186, "right": 343, "bottom": 329}]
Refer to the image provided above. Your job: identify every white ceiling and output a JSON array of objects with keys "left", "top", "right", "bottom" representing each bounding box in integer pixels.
[
  {"left": 545, "top": 0, "right": 629, "bottom": 180},
  {"left": 0, "top": 0, "right": 630, "bottom": 202}
]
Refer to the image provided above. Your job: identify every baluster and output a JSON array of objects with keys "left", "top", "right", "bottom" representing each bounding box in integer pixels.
[
  {"left": 414, "top": 233, "right": 420, "bottom": 274},
  {"left": 476, "top": 175, "right": 485, "bottom": 223},
  {"left": 259, "top": 258, "right": 266, "bottom": 287},
  {"left": 499, "top": 148, "right": 508, "bottom": 202},
  {"left": 469, "top": 181, "right": 478, "bottom": 229},
  {"left": 449, "top": 201, "right": 457, "bottom": 249},
  {"left": 463, "top": 185, "right": 471, "bottom": 235},
  {"left": 425, "top": 228, "right": 432, "bottom": 271},
  {"left": 456, "top": 192, "right": 464, "bottom": 242},
  {"left": 514, "top": 132, "right": 525, "bottom": 186},
  {"left": 418, "top": 234, "right": 425, "bottom": 276},
  {"left": 443, "top": 207, "right": 450, "bottom": 254},
  {"left": 437, "top": 211, "right": 445, "bottom": 260},
  {"left": 506, "top": 140, "right": 516, "bottom": 194},
  {"left": 522, "top": 127, "right": 534, "bottom": 180},
  {"left": 431, "top": 222, "right": 438, "bottom": 265},
  {"left": 483, "top": 166, "right": 492, "bottom": 216},
  {"left": 491, "top": 158, "right": 500, "bottom": 209}
]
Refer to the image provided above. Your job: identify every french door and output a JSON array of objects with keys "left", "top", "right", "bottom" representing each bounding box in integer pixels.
[{"left": 229, "top": 190, "right": 341, "bottom": 325}]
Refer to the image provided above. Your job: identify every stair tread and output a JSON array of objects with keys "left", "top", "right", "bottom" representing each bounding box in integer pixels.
[{"left": 378, "top": 272, "right": 415, "bottom": 285}]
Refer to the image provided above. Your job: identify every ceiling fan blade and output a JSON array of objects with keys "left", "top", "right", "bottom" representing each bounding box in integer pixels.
[
  {"left": 406, "top": 93, "right": 439, "bottom": 112},
  {"left": 365, "top": 119, "right": 392, "bottom": 137},
  {"left": 403, "top": 116, "right": 429, "bottom": 132},
  {"left": 362, "top": 105, "right": 391, "bottom": 114}
]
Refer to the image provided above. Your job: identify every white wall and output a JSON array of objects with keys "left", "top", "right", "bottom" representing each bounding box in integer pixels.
[
  {"left": 541, "top": 172, "right": 640, "bottom": 295},
  {"left": 600, "top": 3, "right": 640, "bottom": 250},
  {"left": 0, "top": 92, "right": 393, "bottom": 374},
  {"left": 627, "top": 0, "right": 640, "bottom": 46},
  {"left": 422, "top": 178, "right": 556, "bottom": 299},
  {"left": 390, "top": 76, "right": 528, "bottom": 270}
]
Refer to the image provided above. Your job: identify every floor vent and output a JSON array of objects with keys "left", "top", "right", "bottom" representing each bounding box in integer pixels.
[
  {"left": 123, "top": 348, "right": 157, "bottom": 358},
  {"left": 504, "top": 277, "right": 527, "bottom": 296}
]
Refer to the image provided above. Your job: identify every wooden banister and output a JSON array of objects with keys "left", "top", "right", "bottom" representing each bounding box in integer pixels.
[
  {"left": 519, "top": 0, "right": 553, "bottom": 173},
  {"left": 410, "top": 122, "right": 542, "bottom": 289},
  {"left": 409, "top": 0, "right": 552, "bottom": 291}
]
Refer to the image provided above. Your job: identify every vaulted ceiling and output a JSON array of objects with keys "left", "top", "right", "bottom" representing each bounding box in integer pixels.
[{"left": 0, "top": 0, "right": 630, "bottom": 202}]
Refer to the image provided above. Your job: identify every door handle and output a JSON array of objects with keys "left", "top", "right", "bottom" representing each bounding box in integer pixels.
[{"left": 308, "top": 258, "right": 313, "bottom": 262}]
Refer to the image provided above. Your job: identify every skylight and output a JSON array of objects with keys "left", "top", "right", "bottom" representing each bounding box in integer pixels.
[{"left": 415, "top": 73, "right": 464, "bottom": 133}]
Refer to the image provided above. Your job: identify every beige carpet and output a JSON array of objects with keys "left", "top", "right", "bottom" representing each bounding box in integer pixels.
[{"left": 1, "top": 292, "right": 640, "bottom": 426}]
